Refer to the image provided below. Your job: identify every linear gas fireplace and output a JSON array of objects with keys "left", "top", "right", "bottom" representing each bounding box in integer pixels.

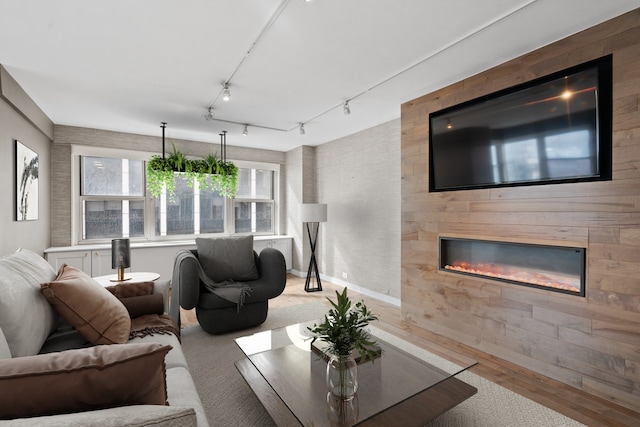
[{"left": 439, "top": 237, "right": 586, "bottom": 296}]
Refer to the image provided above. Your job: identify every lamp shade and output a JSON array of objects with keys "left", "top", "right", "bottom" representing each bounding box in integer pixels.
[
  {"left": 299, "top": 204, "right": 327, "bottom": 223},
  {"left": 111, "top": 238, "right": 131, "bottom": 269}
]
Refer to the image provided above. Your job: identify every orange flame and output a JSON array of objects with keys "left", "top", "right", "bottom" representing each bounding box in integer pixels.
[{"left": 444, "top": 262, "right": 580, "bottom": 293}]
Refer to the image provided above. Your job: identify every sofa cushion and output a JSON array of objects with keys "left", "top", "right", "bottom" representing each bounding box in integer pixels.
[
  {"left": 196, "top": 236, "right": 259, "bottom": 282},
  {"left": 0, "top": 248, "right": 58, "bottom": 357},
  {"left": 4, "top": 405, "right": 197, "bottom": 427},
  {"left": 128, "top": 333, "right": 186, "bottom": 370},
  {"left": 0, "top": 343, "right": 171, "bottom": 420},
  {"left": 166, "top": 366, "right": 209, "bottom": 427},
  {"left": 41, "top": 264, "right": 131, "bottom": 345},
  {"left": 38, "top": 321, "right": 91, "bottom": 354}
]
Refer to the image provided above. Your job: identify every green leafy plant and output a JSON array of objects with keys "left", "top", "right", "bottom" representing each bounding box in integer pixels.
[
  {"left": 146, "top": 145, "right": 238, "bottom": 199},
  {"left": 308, "top": 288, "right": 379, "bottom": 361}
]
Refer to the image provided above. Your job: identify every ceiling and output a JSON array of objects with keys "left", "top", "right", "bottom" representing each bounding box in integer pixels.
[{"left": 1, "top": 1, "right": 639, "bottom": 152}]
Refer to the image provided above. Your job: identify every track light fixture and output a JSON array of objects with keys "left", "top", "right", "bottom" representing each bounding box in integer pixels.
[
  {"left": 343, "top": 100, "right": 351, "bottom": 116},
  {"left": 243, "top": 124, "right": 248, "bottom": 136},
  {"left": 203, "top": 106, "right": 215, "bottom": 121},
  {"left": 299, "top": 123, "right": 306, "bottom": 135},
  {"left": 222, "top": 83, "right": 231, "bottom": 101}
]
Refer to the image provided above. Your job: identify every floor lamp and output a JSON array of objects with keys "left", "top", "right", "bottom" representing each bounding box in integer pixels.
[{"left": 300, "top": 203, "right": 327, "bottom": 292}]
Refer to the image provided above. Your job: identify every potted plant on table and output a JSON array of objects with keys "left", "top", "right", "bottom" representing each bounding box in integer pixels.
[{"left": 308, "top": 288, "right": 379, "bottom": 401}]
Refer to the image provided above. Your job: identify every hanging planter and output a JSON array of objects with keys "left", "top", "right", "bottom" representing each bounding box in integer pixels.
[{"left": 146, "top": 124, "right": 238, "bottom": 199}]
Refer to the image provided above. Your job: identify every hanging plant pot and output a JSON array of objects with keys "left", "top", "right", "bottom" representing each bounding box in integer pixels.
[
  {"left": 146, "top": 125, "right": 238, "bottom": 199},
  {"left": 146, "top": 150, "right": 238, "bottom": 198}
]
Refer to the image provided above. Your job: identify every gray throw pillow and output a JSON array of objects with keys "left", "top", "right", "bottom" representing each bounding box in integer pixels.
[
  {"left": 0, "top": 248, "right": 58, "bottom": 357},
  {"left": 196, "top": 236, "right": 259, "bottom": 283},
  {"left": 0, "top": 328, "right": 11, "bottom": 359}
]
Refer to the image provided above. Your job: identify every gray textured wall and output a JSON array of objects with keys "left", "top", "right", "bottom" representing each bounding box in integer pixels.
[
  {"left": 315, "top": 119, "right": 401, "bottom": 299},
  {"left": 285, "top": 147, "right": 304, "bottom": 271},
  {"left": 0, "top": 67, "right": 53, "bottom": 256},
  {"left": 284, "top": 146, "right": 317, "bottom": 272}
]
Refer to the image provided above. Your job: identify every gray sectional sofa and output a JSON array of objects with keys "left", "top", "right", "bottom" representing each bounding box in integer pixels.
[{"left": 0, "top": 248, "right": 208, "bottom": 426}]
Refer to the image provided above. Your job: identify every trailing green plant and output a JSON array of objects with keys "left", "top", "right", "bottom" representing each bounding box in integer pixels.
[
  {"left": 146, "top": 155, "right": 176, "bottom": 199},
  {"left": 308, "top": 288, "right": 379, "bottom": 361},
  {"left": 146, "top": 145, "right": 238, "bottom": 199}
]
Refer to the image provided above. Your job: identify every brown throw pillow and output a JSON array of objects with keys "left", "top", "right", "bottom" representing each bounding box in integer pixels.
[
  {"left": 105, "top": 281, "right": 154, "bottom": 299},
  {"left": 41, "top": 264, "right": 131, "bottom": 345},
  {"left": 196, "top": 236, "right": 259, "bottom": 282},
  {"left": 0, "top": 343, "right": 171, "bottom": 419},
  {"left": 120, "top": 293, "right": 165, "bottom": 319}
]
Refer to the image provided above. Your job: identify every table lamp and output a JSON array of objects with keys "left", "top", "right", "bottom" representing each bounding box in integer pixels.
[
  {"left": 111, "top": 238, "right": 131, "bottom": 282},
  {"left": 299, "top": 203, "right": 327, "bottom": 292}
]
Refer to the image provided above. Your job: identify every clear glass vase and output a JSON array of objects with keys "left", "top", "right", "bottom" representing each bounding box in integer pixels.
[
  {"left": 326, "top": 392, "right": 359, "bottom": 426},
  {"left": 326, "top": 353, "right": 358, "bottom": 400}
]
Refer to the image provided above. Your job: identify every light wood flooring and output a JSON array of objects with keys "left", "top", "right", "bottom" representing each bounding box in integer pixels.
[{"left": 181, "top": 275, "right": 640, "bottom": 426}]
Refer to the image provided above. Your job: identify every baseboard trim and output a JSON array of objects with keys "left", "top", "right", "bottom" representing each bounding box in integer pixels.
[{"left": 290, "top": 270, "right": 401, "bottom": 307}]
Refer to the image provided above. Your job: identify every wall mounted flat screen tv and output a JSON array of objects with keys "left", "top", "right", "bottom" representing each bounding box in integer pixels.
[{"left": 429, "top": 55, "right": 612, "bottom": 192}]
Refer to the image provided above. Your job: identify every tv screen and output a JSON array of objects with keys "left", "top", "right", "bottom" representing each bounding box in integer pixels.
[{"left": 429, "top": 55, "right": 612, "bottom": 192}]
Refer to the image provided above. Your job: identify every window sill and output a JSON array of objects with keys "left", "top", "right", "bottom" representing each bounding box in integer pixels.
[{"left": 44, "top": 235, "right": 293, "bottom": 254}]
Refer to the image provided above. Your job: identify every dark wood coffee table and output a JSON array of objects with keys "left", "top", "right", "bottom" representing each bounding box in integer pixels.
[{"left": 235, "top": 322, "right": 477, "bottom": 426}]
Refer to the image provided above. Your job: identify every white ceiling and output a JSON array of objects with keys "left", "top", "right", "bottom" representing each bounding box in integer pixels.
[{"left": 1, "top": 1, "right": 639, "bottom": 152}]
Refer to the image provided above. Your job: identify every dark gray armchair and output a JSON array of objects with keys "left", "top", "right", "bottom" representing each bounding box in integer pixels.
[{"left": 175, "top": 248, "right": 286, "bottom": 334}]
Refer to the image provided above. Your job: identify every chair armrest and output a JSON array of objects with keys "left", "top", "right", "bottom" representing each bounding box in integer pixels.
[
  {"left": 174, "top": 251, "right": 202, "bottom": 311},
  {"left": 255, "top": 248, "right": 287, "bottom": 299},
  {"left": 152, "top": 279, "right": 171, "bottom": 315}
]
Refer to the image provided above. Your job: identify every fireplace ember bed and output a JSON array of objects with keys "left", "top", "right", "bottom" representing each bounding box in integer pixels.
[{"left": 439, "top": 237, "right": 586, "bottom": 296}]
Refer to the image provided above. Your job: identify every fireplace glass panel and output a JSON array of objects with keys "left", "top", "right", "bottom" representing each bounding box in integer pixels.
[{"left": 439, "top": 238, "right": 585, "bottom": 296}]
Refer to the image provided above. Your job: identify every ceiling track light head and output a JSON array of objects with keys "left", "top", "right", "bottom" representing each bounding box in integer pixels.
[
  {"left": 243, "top": 124, "right": 248, "bottom": 136},
  {"left": 299, "top": 123, "right": 306, "bottom": 135},
  {"left": 203, "top": 106, "right": 215, "bottom": 121},
  {"left": 222, "top": 83, "right": 231, "bottom": 101},
  {"left": 343, "top": 100, "right": 351, "bottom": 116}
]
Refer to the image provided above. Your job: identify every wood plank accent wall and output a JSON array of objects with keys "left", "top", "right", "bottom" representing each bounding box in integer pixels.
[{"left": 401, "top": 9, "right": 640, "bottom": 412}]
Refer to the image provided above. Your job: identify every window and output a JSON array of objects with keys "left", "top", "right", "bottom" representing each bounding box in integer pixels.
[
  {"left": 78, "top": 153, "right": 278, "bottom": 242},
  {"left": 80, "top": 156, "right": 145, "bottom": 240},
  {"left": 154, "top": 175, "right": 225, "bottom": 237},
  {"left": 233, "top": 169, "right": 274, "bottom": 233}
]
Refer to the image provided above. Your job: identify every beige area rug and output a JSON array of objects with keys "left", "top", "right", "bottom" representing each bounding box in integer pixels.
[
  {"left": 370, "top": 327, "right": 585, "bottom": 427},
  {"left": 181, "top": 302, "right": 584, "bottom": 427}
]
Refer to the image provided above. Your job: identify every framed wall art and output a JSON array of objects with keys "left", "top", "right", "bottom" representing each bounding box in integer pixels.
[{"left": 15, "top": 139, "right": 39, "bottom": 221}]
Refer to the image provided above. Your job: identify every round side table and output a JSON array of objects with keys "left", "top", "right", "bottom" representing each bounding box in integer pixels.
[{"left": 92, "top": 272, "right": 160, "bottom": 287}]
